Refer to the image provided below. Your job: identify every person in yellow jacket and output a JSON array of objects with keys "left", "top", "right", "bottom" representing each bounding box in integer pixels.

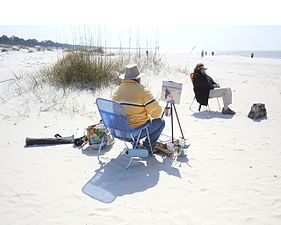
[{"left": 112, "top": 64, "right": 165, "bottom": 149}]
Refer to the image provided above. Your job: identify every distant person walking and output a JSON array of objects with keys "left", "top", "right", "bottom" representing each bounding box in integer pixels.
[
  {"left": 201, "top": 50, "right": 204, "bottom": 58},
  {"left": 211, "top": 51, "right": 214, "bottom": 56},
  {"left": 251, "top": 53, "right": 254, "bottom": 58}
]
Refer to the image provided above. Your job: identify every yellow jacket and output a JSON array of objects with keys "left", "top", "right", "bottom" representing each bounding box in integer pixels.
[{"left": 112, "top": 80, "right": 162, "bottom": 128}]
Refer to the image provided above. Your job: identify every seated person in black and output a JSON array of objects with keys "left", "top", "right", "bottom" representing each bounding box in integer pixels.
[{"left": 191, "top": 63, "right": 235, "bottom": 115}]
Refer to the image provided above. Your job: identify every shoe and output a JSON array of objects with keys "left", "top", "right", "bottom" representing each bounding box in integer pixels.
[
  {"left": 141, "top": 144, "right": 159, "bottom": 154},
  {"left": 222, "top": 107, "right": 236, "bottom": 115},
  {"left": 151, "top": 147, "right": 160, "bottom": 154}
]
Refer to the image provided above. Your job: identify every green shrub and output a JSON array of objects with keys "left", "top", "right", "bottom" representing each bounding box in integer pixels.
[{"left": 41, "top": 50, "right": 122, "bottom": 89}]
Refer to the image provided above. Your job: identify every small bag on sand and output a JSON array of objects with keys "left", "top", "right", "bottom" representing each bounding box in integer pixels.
[
  {"left": 86, "top": 122, "right": 114, "bottom": 149},
  {"left": 248, "top": 103, "right": 267, "bottom": 120}
]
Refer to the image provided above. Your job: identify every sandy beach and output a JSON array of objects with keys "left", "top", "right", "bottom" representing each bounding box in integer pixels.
[{"left": 0, "top": 47, "right": 281, "bottom": 225}]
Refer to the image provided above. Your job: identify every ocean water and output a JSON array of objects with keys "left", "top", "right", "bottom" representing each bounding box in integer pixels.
[{"left": 215, "top": 50, "right": 281, "bottom": 59}]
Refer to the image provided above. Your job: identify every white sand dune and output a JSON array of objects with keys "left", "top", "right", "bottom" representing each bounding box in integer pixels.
[{"left": 0, "top": 49, "right": 281, "bottom": 225}]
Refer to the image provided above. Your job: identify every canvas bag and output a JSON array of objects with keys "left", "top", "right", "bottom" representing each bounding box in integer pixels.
[{"left": 86, "top": 122, "right": 114, "bottom": 148}]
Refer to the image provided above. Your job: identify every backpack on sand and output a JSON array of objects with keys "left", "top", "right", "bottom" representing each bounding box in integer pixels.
[{"left": 248, "top": 103, "right": 267, "bottom": 120}]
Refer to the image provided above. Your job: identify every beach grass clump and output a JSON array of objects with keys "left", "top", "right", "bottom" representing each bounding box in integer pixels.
[{"left": 41, "top": 49, "right": 122, "bottom": 90}]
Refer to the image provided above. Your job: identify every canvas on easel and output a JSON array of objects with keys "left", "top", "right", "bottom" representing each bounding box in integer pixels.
[
  {"left": 161, "top": 81, "right": 183, "bottom": 104},
  {"left": 159, "top": 80, "right": 190, "bottom": 156}
]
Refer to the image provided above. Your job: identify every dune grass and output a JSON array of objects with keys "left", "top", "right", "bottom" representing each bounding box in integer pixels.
[
  {"left": 40, "top": 49, "right": 120, "bottom": 90},
  {"left": 39, "top": 47, "right": 165, "bottom": 90}
]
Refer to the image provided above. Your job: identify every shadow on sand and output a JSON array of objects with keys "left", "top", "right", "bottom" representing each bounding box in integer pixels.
[
  {"left": 81, "top": 144, "right": 114, "bottom": 156},
  {"left": 192, "top": 111, "right": 234, "bottom": 120},
  {"left": 82, "top": 153, "right": 182, "bottom": 203}
]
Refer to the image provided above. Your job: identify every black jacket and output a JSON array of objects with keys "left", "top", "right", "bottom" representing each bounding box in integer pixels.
[{"left": 192, "top": 72, "right": 216, "bottom": 106}]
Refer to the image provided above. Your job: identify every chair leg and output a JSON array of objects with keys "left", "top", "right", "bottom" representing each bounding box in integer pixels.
[
  {"left": 216, "top": 98, "right": 221, "bottom": 110},
  {"left": 97, "top": 134, "right": 106, "bottom": 166},
  {"left": 125, "top": 157, "right": 133, "bottom": 169},
  {"left": 145, "top": 127, "right": 153, "bottom": 154},
  {"left": 189, "top": 96, "right": 196, "bottom": 110},
  {"left": 132, "top": 131, "right": 142, "bottom": 148},
  {"left": 125, "top": 128, "right": 150, "bottom": 169},
  {"left": 199, "top": 104, "right": 211, "bottom": 112},
  {"left": 97, "top": 134, "right": 105, "bottom": 156}
]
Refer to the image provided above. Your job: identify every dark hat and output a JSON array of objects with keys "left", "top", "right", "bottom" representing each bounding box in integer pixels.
[{"left": 195, "top": 63, "right": 207, "bottom": 71}]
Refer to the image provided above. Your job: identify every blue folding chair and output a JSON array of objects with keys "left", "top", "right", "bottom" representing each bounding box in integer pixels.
[{"left": 96, "top": 98, "right": 152, "bottom": 169}]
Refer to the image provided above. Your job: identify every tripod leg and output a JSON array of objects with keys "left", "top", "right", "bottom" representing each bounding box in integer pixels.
[
  {"left": 172, "top": 103, "right": 185, "bottom": 139},
  {"left": 170, "top": 102, "right": 174, "bottom": 143}
]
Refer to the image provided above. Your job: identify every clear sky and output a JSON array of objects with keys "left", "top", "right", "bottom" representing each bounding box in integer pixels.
[{"left": 1, "top": 0, "right": 281, "bottom": 52}]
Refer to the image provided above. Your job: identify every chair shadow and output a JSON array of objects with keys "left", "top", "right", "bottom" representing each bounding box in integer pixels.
[
  {"left": 82, "top": 153, "right": 182, "bottom": 203},
  {"left": 81, "top": 144, "right": 114, "bottom": 156},
  {"left": 192, "top": 111, "right": 234, "bottom": 120}
]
